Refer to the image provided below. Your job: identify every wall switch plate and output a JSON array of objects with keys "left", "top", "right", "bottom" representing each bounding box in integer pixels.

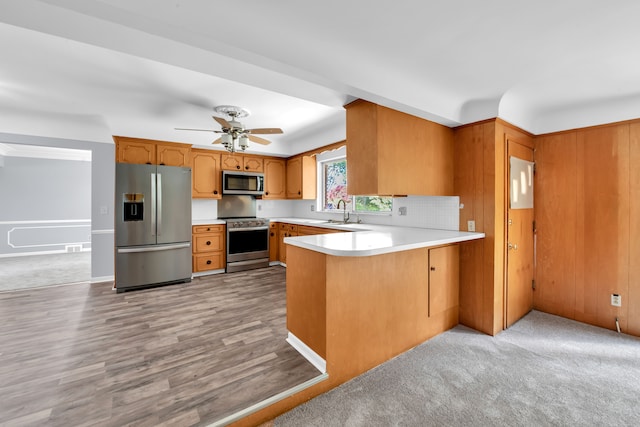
[
  {"left": 611, "top": 294, "right": 621, "bottom": 307},
  {"left": 398, "top": 207, "right": 407, "bottom": 216},
  {"left": 467, "top": 220, "right": 476, "bottom": 232}
]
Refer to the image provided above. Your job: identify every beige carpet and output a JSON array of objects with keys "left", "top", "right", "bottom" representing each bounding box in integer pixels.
[
  {"left": 0, "top": 252, "right": 90, "bottom": 291},
  {"left": 276, "top": 310, "right": 640, "bottom": 426}
]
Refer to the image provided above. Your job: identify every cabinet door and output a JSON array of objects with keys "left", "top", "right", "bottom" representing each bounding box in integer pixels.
[
  {"left": 269, "top": 223, "right": 279, "bottom": 262},
  {"left": 286, "top": 157, "right": 302, "bottom": 198},
  {"left": 221, "top": 154, "right": 243, "bottom": 171},
  {"left": 278, "top": 224, "right": 298, "bottom": 264},
  {"left": 116, "top": 138, "right": 156, "bottom": 164},
  {"left": 191, "top": 149, "right": 221, "bottom": 199},
  {"left": 263, "top": 158, "right": 286, "bottom": 199},
  {"left": 428, "top": 245, "right": 460, "bottom": 317},
  {"left": 243, "top": 156, "right": 264, "bottom": 172},
  {"left": 157, "top": 143, "right": 191, "bottom": 167}
]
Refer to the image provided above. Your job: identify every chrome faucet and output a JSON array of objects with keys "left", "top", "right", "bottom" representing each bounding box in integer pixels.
[{"left": 336, "top": 199, "right": 350, "bottom": 223}]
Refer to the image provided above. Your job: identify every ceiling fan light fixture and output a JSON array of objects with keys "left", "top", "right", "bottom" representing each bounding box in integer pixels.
[
  {"left": 238, "top": 135, "right": 249, "bottom": 151},
  {"left": 221, "top": 133, "right": 233, "bottom": 149}
]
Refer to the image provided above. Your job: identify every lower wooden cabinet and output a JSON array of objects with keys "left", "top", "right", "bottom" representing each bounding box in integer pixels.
[
  {"left": 269, "top": 222, "right": 279, "bottom": 262},
  {"left": 278, "top": 223, "right": 298, "bottom": 264},
  {"left": 428, "top": 245, "right": 460, "bottom": 317},
  {"left": 192, "top": 224, "right": 225, "bottom": 272}
]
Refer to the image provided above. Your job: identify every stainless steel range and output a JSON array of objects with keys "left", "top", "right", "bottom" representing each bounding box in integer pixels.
[{"left": 218, "top": 195, "right": 270, "bottom": 273}]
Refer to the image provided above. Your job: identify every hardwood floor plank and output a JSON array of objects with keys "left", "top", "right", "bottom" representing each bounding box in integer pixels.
[{"left": 0, "top": 266, "right": 319, "bottom": 426}]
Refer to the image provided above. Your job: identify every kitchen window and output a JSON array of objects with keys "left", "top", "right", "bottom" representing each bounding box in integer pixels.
[{"left": 320, "top": 156, "right": 392, "bottom": 213}]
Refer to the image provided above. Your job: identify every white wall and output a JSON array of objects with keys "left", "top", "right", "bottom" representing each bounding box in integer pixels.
[
  {"left": 0, "top": 156, "right": 91, "bottom": 256},
  {"left": 0, "top": 132, "right": 115, "bottom": 282},
  {"left": 290, "top": 196, "right": 460, "bottom": 230}
]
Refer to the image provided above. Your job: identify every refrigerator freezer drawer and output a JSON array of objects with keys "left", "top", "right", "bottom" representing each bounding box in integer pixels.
[{"left": 116, "top": 243, "right": 191, "bottom": 292}]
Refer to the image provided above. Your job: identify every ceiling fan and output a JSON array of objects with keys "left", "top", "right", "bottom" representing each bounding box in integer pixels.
[{"left": 175, "top": 105, "right": 283, "bottom": 152}]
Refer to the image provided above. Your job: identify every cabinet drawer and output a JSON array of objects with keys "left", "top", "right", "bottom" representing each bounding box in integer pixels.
[
  {"left": 194, "top": 234, "right": 224, "bottom": 252},
  {"left": 192, "top": 224, "right": 225, "bottom": 234},
  {"left": 193, "top": 252, "right": 224, "bottom": 271},
  {"left": 279, "top": 223, "right": 298, "bottom": 232}
]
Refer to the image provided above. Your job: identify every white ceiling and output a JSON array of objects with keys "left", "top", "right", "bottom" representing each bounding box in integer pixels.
[{"left": 1, "top": 0, "right": 640, "bottom": 156}]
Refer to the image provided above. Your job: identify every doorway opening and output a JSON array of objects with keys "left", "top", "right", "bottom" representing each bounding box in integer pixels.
[{"left": 0, "top": 143, "right": 91, "bottom": 291}]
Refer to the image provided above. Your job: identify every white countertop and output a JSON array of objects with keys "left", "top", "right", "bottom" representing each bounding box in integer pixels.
[
  {"left": 192, "top": 219, "right": 226, "bottom": 226},
  {"left": 279, "top": 218, "right": 485, "bottom": 257}
]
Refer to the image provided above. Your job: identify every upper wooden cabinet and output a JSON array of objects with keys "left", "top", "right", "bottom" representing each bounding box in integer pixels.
[
  {"left": 263, "top": 158, "right": 286, "bottom": 199},
  {"left": 345, "top": 99, "right": 454, "bottom": 196},
  {"left": 191, "top": 148, "right": 221, "bottom": 199},
  {"left": 114, "top": 136, "right": 191, "bottom": 167},
  {"left": 221, "top": 153, "right": 264, "bottom": 172},
  {"left": 286, "top": 155, "right": 316, "bottom": 199}
]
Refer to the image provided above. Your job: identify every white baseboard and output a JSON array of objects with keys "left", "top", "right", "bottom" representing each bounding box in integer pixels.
[
  {"left": 91, "top": 275, "right": 114, "bottom": 284},
  {"left": 286, "top": 332, "right": 326, "bottom": 373},
  {"left": 192, "top": 269, "right": 225, "bottom": 278}
]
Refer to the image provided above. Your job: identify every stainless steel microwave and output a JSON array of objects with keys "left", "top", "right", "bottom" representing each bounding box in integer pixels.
[{"left": 222, "top": 171, "right": 265, "bottom": 195}]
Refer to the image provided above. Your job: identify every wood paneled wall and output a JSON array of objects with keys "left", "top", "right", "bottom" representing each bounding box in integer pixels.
[
  {"left": 454, "top": 119, "right": 533, "bottom": 335},
  {"left": 535, "top": 121, "right": 640, "bottom": 335}
]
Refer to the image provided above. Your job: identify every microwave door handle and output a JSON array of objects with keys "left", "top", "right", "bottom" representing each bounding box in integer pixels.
[
  {"left": 151, "top": 173, "right": 157, "bottom": 236},
  {"left": 157, "top": 173, "right": 162, "bottom": 236}
]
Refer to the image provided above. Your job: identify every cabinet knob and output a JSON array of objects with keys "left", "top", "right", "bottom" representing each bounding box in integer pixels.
[
  {"left": 159, "top": 162, "right": 165, "bottom": 166},
  {"left": 270, "top": 232, "right": 274, "bottom": 237},
  {"left": 236, "top": 165, "right": 241, "bottom": 170},
  {"left": 146, "top": 162, "right": 152, "bottom": 165},
  {"left": 265, "top": 192, "right": 269, "bottom": 195},
  {"left": 206, "top": 260, "right": 212, "bottom": 265},
  {"left": 298, "top": 191, "right": 301, "bottom": 195},
  {"left": 206, "top": 227, "right": 210, "bottom": 231},
  {"left": 206, "top": 241, "right": 211, "bottom": 245},
  {"left": 213, "top": 190, "right": 218, "bottom": 195},
  {"left": 430, "top": 266, "right": 436, "bottom": 271},
  {"left": 245, "top": 166, "right": 249, "bottom": 170}
]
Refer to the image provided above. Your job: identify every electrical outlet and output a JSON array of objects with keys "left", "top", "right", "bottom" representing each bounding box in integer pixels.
[
  {"left": 398, "top": 207, "right": 407, "bottom": 216},
  {"left": 611, "top": 294, "right": 621, "bottom": 307},
  {"left": 310, "top": 205, "right": 315, "bottom": 212},
  {"left": 467, "top": 220, "right": 476, "bottom": 232}
]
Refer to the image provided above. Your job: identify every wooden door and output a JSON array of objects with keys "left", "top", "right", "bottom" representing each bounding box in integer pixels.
[
  {"left": 506, "top": 139, "right": 535, "bottom": 327},
  {"left": 269, "top": 223, "right": 279, "bottom": 262},
  {"left": 191, "top": 149, "right": 221, "bottom": 198},
  {"left": 243, "top": 156, "right": 264, "bottom": 172},
  {"left": 157, "top": 143, "right": 191, "bottom": 167},
  {"left": 428, "top": 245, "right": 459, "bottom": 318},
  {"left": 286, "top": 157, "right": 302, "bottom": 199},
  {"left": 115, "top": 138, "right": 156, "bottom": 164},
  {"left": 263, "top": 158, "right": 286, "bottom": 199},
  {"left": 221, "top": 154, "right": 243, "bottom": 171}
]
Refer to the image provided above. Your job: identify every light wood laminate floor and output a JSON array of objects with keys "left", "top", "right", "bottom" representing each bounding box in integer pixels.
[{"left": 0, "top": 266, "right": 320, "bottom": 426}]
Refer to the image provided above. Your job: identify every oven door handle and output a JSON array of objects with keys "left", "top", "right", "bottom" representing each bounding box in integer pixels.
[{"left": 228, "top": 226, "right": 269, "bottom": 232}]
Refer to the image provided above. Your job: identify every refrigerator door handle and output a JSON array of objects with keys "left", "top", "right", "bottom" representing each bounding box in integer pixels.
[
  {"left": 117, "top": 242, "right": 191, "bottom": 254},
  {"left": 157, "top": 172, "right": 162, "bottom": 236},
  {"left": 151, "top": 172, "right": 157, "bottom": 236}
]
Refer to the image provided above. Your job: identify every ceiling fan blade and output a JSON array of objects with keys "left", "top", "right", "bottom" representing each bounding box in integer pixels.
[
  {"left": 247, "top": 127, "right": 283, "bottom": 134},
  {"left": 212, "top": 137, "right": 222, "bottom": 144},
  {"left": 248, "top": 134, "right": 272, "bottom": 145},
  {"left": 213, "top": 116, "right": 231, "bottom": 128},
  {"left": 175, "top": 127, "right": 216, "bottom": 132}
]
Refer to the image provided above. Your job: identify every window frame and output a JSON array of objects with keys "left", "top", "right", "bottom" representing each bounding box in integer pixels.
[{"left": 317, "top": 153, "right": 392, "bottom": 215}]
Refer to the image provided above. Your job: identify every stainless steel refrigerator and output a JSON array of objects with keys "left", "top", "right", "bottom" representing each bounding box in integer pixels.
[{"left": 115, "top": 163, "right": 192, "bottom": 292}]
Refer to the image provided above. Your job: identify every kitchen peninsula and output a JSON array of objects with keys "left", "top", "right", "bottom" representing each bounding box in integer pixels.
[{"left": 283, "top": 224, "right": 484, "bottom": 384}]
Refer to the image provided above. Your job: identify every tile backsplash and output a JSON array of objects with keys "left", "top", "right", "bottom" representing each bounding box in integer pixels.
[{"left": 193, "top": 196, "right": 460, "bottom": 231}]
